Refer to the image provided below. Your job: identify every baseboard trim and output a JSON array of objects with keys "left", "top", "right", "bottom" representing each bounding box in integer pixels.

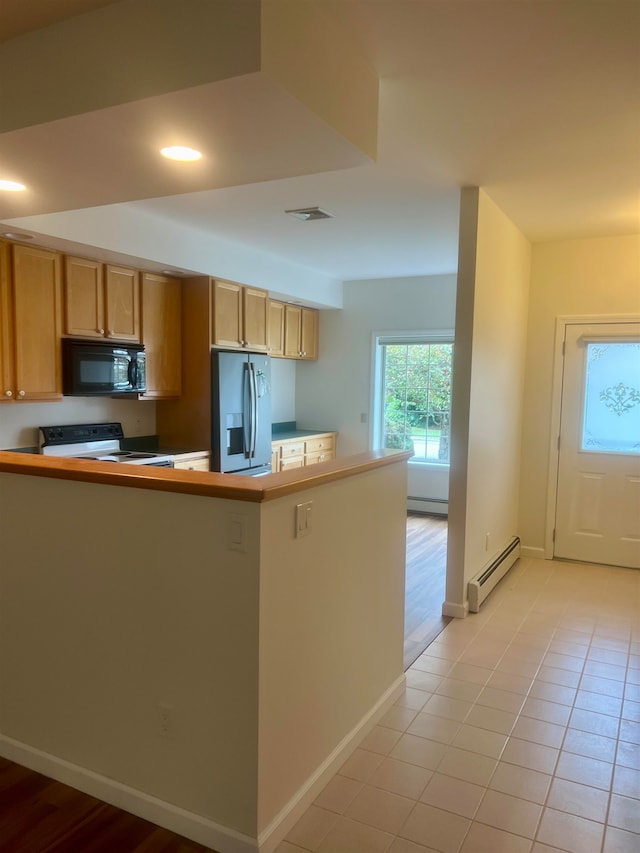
[
  {"left": 407, "top": 497, "right": 448, "bottom": 516},
  {"left": 520, "top": 545, "right": 546, "bottom": 559},
  {"left": 441, "top": 600, "right": 469, "bottom": 619},
  {"left": 258, "top": 673, "right": 406, "bottom": 853},
  {"left": 0, "top": 735, "right": 258, "bottom": 853}
]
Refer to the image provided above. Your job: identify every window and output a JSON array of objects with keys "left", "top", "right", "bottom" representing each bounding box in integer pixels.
[
  {"left": 582, "top": 340, "right": 640, "bottom": 454},
  {"left": 374, "top": 336, "right": 454, "bottom": 464}
]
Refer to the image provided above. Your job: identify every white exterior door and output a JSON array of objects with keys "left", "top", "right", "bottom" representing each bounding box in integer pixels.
[{"left": 555, "top": 322, "right": 640, "bottom": 568}]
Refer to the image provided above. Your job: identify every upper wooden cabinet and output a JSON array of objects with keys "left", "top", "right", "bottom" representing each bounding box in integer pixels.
[
  {"left": 300, "top": 306, "right": 319, "bottom": 360},
  {"left": 1, "top": 242, "right": 63, "bottom": 403},
  {"left": 0, "top": 241, "right": 13, "bottom": 401},
  {"left": 267, "top": 299, "right": 285, "bottom": 357},
  {"left": 284, "top": 304, "right": 319, "bottom": 360},
  {"left": 210, "top": 279, "right": 268, "bottom": 352},
  {"left": 139, "top": 272, "right": 181, "bottom": 400},
  {"left": 64, "top": 256, "right": 140, "bottom": 342}
]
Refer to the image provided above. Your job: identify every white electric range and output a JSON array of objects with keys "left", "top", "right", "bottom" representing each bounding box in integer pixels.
[{"left": 39, "top": 422, "right": 174, "bottom": 467}]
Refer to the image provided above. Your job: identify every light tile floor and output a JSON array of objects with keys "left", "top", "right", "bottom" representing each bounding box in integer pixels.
[{"left": 276, "top": 557, "right": 640, "bottom": 853}]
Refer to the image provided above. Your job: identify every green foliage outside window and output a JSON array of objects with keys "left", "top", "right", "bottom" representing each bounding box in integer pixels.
[{"left": 382, "top": 343, "right": 453, "bottom": 462}]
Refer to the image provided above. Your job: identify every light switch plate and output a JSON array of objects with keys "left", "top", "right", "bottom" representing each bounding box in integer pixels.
[
  {"left": 228, "top": 513, "right": 248, "bottom": 552},
  {"left": 295, "top": 501, "right": 312, "bottom": 538}
]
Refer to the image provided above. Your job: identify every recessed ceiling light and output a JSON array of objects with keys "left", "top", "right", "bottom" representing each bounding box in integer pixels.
[
  {"left": 285, "top": 207, "right": 333, "bottom": 221},
  {"left": 0, "top": 179, "right": 26, "bottom": 191},
  {"left": 160, "top": 146, "right": 202, "bottom": 162}
]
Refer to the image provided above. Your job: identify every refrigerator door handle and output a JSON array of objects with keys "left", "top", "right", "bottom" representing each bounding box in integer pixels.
[
  {"left": 242, "top": 363, "right": 252, "bottom": 457},
  {"left": 249, "top": 363, "right": 258, "bottom": 458}
]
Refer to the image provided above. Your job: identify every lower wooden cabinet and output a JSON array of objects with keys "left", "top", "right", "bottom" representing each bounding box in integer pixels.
[
  {"left": 172, "top": 451, "right": 210, "bottom": 472},
  {"left": 271, "top": 433, "right": 336, "bottom": 473}
]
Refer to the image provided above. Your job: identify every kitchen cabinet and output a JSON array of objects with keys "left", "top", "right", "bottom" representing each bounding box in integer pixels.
[
  {"left": 172, "top": 450, "right": 210, "bottom": 471},
  {"left": 1, "top": 242, "right": 63, "bottom": 402},
  {"left": 157, "top": 276, "right": 212, "bottom": 451},
  {"left": 64, "top": 256, "right": 140, "bottom": 342},
  {"left": 271, "top": 432, "right": 336, "bottom": 473},
  {"left": 267, "top": 299, "right": 285, "bottom": 357},
  {"left": 211, "top": 279, "right": 268, "bottom": 352},
  {"left": 284, "top": 304, "right": 319, "bottom": 360},
  {"left": 139, "top": 272, "right": 181, "bottom": 399}
]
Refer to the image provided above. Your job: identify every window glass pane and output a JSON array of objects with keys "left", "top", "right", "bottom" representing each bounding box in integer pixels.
[
  {"left": 380, "top": 341, "right": 453, "bottom": 462},
  {"left": 582, "top": 341, "right": 640, "bottom": 454}
]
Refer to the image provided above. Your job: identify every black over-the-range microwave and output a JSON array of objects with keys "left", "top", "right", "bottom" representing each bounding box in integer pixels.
[{"left": 62, "top": 338, "right": 147, "bottom": 396}]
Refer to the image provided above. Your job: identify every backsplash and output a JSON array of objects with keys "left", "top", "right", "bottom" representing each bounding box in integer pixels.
[{"left": 0, "top": 398, "right": 156, "bottom": 450}]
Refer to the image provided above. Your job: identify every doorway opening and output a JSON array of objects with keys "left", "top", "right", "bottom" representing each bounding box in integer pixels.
[{"left": 404, "top": 512, "right": 450, "bottom": 670}]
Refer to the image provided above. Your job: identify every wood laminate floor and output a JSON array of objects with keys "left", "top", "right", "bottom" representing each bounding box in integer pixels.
[
  {"left": 403, "top": 512, "right": 450, "bottom": 670},
  {"left": 0, "top": 757, "right": 216, "bottom": 852},
  {"left": 0, "top": 513, "right": 448, "bottom": 852}
]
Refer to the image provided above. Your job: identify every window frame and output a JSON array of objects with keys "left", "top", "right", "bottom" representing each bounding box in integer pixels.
[{"left": 371, "top": 330, "right": 455, "bottom": 468}]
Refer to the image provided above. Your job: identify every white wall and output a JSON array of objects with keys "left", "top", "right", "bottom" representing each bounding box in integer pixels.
[
  {"left": 446, "top": 188, "right": 531, "bottom": 616},
  {"left": 0, "top": 397, "right": 156, "bottom": 449},
  {"left": 257, "top": 462, "right": 407, "bottom": 834},
  {"left": 0, "top": 456, "right": 408, "bottom": 851},
  {"left": 294, "top": 274, "right": 457, "bottom": 505},
  {"left": 518, "top": 233, "right": 640, "bottom": 555},
  {"left": 0, "top": 474, "right": 262, "bottom": 839},
  {"left": 270, "top": 358, "right": 296, "bottom": 423}
]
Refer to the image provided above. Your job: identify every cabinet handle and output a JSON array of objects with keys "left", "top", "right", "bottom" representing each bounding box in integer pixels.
[
  {"left": 108, "top": 330, "right": 115, "bottom": 337},
  {"left": 18, "top": 390, "right": 25, "bottom": 398},
  {"left": 98, "top": 328, "right": 105, "bottom": 335},
  {"left": 4, "top": 390, "right": 12, "bottom": 397}
]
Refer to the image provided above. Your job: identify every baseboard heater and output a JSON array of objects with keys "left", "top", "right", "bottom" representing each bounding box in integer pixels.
[{"left": 467, "top": 536, "right": 520, "bottom": 612}]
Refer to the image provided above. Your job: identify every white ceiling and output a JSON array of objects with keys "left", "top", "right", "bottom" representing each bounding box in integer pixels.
[{"left": 0, "top": 0, "right": 638, "bottom": 285}]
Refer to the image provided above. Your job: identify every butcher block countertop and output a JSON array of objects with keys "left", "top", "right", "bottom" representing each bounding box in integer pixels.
[{"left": 0, "top": 449, "right": 412, "bottom": 503}]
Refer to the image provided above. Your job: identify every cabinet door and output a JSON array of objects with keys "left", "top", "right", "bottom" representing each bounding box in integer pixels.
[
  {"left": 105, "top": 264, "right": 140, "bottom": 342},
  {"left": 243, "top": 286, "right": 268, "bottom": 352},
  {"left": 64, "top": 256, "right": 105, "bottom": 337},
  {"left": 300, "top": 308, "right": 319, "bottom": 360},
  {"left": 211, "top": 279, "right": 242, "bottom": 348},
  {"left": 12, "top": 244, "right": 63, "bottom": 401},
  {"left": 140, "top": 272, "right": 181, "bottom": 399},
  {"left": 267, "top": 299, "right": 285, "bottom": 357},
  {"left": 284, "top": 304, "right": 302, "bottom": 358},
  {"left": 0, "top": 240, "right": 13, "bottom": 401}
]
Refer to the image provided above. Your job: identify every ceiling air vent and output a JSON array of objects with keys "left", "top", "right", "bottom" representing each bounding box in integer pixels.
[{"left": 285, "top": 207, "right": 333, "bottom": 221}]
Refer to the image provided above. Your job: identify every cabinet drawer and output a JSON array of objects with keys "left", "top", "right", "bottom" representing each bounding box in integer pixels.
[
  {"left": 305, "top": 435, "right": 335, "bottom": 454},
  {"left": 280, "top": 456, "right": 304, "bottom": 470},
  {"left": 279, "top": 441, "right": 305, "bottom": 458},
  {"left": 305, "top": 450, "right": 335, "bottom": 466}
]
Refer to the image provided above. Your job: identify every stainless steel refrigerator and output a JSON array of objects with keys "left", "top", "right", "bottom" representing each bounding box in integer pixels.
[{"left": 211, "top": 350, "right": 272, "bottom": 475}]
